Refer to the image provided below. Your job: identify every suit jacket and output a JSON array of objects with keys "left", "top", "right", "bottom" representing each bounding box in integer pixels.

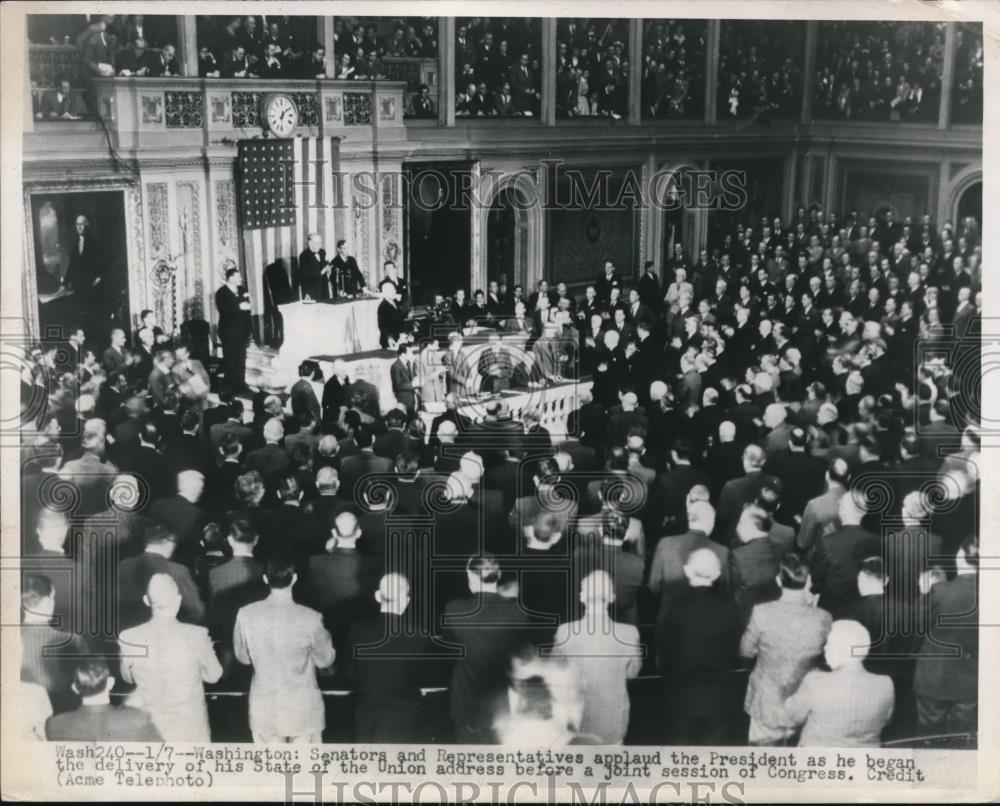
[
  {"left": 215, "top": 284, "right": 251, "bottom": 345},
  {"left": 118, "top": 618, "right": 222, "bottom": 741},
  {"left": 330, "top": 254, "right": 366, "bottom": 296},
  {"left": 797, "top": 486, "right": 847, "bottom": 554},
  {"left": 390, "top": 358, "right": 417, "bottom": 411},
  {"left": 233, "top": 594, "right": 336, "bottom": 738},
  {"left": 209, "top": 419, "right": 255, "bottom": 455},
  {"left": 298, "top": 248, "right": 329, "bottom": 300},
  {"left": 338, "top": 450, "right": 393, "bottom": 496},
  {"left": 245, "top": 443, "right": 292, "bottom": 487},
  {"left": 373, "top": 428, "right": 419, "bottom": 462},
  {"left": 41, "top": 88, "right": 85, "bottom": 117},
  {"left": 729, "top": 537, "right": 782, "bottom": 624},
  {"left": 913, "top": 573, "right": 978, "bottom": 702},
  {"left": 343, "top": 613, "right": 440, "bottom": 741},
  {"left": 658, "top": 586, "right": 742, "bottom": 694},
  {"left": 289, "top": 378, "right": 321, "bottom": 423},
  {"left": 740, "top": 598, "right": 832, "bottom": 729},
  {"left": 46, "top": 704, "right": 161, "bottom": 742},
  {"left": 810, "top": 525, "right": 880, "bottom": 612},
  {"left": 163, "top": 433, "right": 214, "bottom": 478},
  {"left": 64, "top": 233, "right": 102, "bottom": 292},
  {"left": 785, "top": 666, "right": 894, "bottom": 747},
  {"left": 715, "top": 471, "right": 782, "bottom": 543},
  {"left": 378, "top": 300, "right": 405, "bottom": 349},
  {"left": 442, "top": 592, "right": 534, "bottom": 735},
  {"left": 146, "top": 495, "right": 204, "bottom": 560}
]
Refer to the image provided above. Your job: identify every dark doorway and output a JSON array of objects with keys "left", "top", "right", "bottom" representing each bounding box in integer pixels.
[
  {"left": 487, "top": 186, "right": 529, "bottom": 294},
  {"left": 30, "top": 190, "right": 130, "bottom": 342},
  {"left": 405, "top": 163, "right": 472, "bottom": 304},
  {"left": 957, "top": 181, "right": 982, "bottom": 230}
]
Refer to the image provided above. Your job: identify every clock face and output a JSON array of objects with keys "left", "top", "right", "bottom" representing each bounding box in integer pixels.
[{"left": 265, "top": 94, "right": 298, "bottom": 137}]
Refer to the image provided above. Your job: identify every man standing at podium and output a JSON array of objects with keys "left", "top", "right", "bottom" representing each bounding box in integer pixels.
[
  {"left": 298, "top": 233, "right": 331, "bottom": 301},
  {"left": 216, "top": 266, "right": 252, "bottom": 393},
  {"left": 330, "top": 239, "right": 368, "bottom": 298}
]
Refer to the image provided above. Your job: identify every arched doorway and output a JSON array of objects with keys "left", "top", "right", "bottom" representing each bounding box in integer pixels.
[
  {"left": 487, "top": 186, "right": 530, "bottom": 294},
  {"left": 956, "top": 181, "right": 982, "bottom": 231},
  {"left": 655, "top": 164, "right": 702, "bottom": 271}
]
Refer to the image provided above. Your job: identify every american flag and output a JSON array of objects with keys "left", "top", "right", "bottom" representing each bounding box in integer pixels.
[{"left": 237, "top": 136, "right": 341, "bottom": 318}]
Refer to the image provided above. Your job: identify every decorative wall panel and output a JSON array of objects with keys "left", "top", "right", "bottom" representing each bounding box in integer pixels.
[
  {"left": 146, "top": 182, "right": 168, "bottom": 254},
  {"left": 164, "top": 91, "right": 203, "bottom": 129},
  {"left": 344, "top": 93, "right": 373, "bottom": 126},
  {"left": 176, "top": 181, "right": 205, "bottom": 322}
]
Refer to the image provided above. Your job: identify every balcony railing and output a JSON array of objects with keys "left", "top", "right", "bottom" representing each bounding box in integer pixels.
[{"left": 85, "top": 76, "right": 407, "bottom": 146}]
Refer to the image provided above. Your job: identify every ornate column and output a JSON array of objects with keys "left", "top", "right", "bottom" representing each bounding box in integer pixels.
[
  {"left": 440, "top": 17, "right": 455, "bottom": 126},
  {"left": 704, "top": 20, "right": 721, "bottom": 125},
  {"left": 939, "top": 21, "right": 957, "bottom": 129},
  {"left": 176, "top": 16, "right": 198, "bottom": 78},
  {"left": 628, "top": 19, "right": 643, "bottom": 124},
  {"left": 541, "top": 18, "right": 557, "bottom": 126},
  {"left": 801, "top": 20, "right": 818, "bottom": 123}
]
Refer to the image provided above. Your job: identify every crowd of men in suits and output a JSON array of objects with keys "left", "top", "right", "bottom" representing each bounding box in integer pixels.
[
  {"left": 717, "top": 20, "right": 804, "bottom": 120},
  {"left": 640, "top": 20, "right": 705, "bottom": 120},
  {"left": 554, "top": 19, "right": 630, "bottom": 119},
  {"left": 813, "top": 21, "right": 945, "bottom": 123},
  {"left": 17, "top": 201, "right": 980, "bottom": 748},
  {"left": 454, "top": 18, "right": 542, "bottom": 118}
]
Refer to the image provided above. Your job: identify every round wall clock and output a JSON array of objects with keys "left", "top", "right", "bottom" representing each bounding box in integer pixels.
[{"left": 264, "top": 93, "right": 299, "bottom": 137}]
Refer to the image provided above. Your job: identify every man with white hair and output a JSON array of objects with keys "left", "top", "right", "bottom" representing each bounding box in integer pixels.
[
  {"left": 784, "top": 620, "right": 894, "bottom": 747},
  {"left": 605, "top": 391, "right": 649, "bottom": 449},
  {"left": 118, "top": 573, "right": 223, "bottom": 741},
  {"left": 345, "top": 574, "right": 438, "bottom": 741},
  {"left": 245, "top": 417, "right": 291, "bottom": 488},
  {"left": 146, "top": 469, "right": 205, "bottom": 564},
  {"left": 714, "top": 444, "right": 781, "bottom": 543},
  {"left": 550, "top": 570, "right": 641, "bottom": 745},
  {"left": 762, "top": 403, "right": 792, "bottom": 458},
  {"left": 882, "top": 491, "right": 944, "bottom": 604},
  {"left": 658, "top": 548, "right": 742, "bottom": 745},
  {"left": 58, "top": 418, "right": 117, "bottom": 518}
]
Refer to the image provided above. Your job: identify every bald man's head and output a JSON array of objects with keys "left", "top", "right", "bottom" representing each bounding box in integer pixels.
[{"left": 144, "top": 573, "right": 181, "bottom": 616}]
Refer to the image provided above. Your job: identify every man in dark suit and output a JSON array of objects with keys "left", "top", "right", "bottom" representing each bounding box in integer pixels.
[
  {"left": 338, "top": 426, "right": 393, "bottom": 496},
  {"left": 377, "top": 279, "right": 405, "bottom": 349},
  {"left": 62, "top": 215, "right": 104, "bottom": 315},
  {"left": 373, "top": 408, "right": 418, "bottom": 461},
  {"left": 298, "top": 233, "right": 330, "bottom": 300},
  {"left": 215, "top": 267, "right": 252, "bottom": 393},
  {"left": 764, "top": 427, "right": 827, "bottom": 526},
  {"left": 41, "top": 79, "right": 86, "bottom": 118},
  {"left": 343, "top": 573, "right": 441, "bottom": 741},
  {"left": 289, "top": 361, "right": 322, "bottom": 423},
  {"left": 45, "top": 659, "right": 162, "bottom": 741},
  {"left": 657, "top": 548, "right": 741, "bottom": 745},
  {"left": 714, "top": 444, "right": 782, "bottom": 544},
  {"left": 509, "top": 53, "right": 537, "bottom": 115},
  {"left": 116, "top": 524, "right": 206, "bottom": 631},
  {"left": 913, "top": 538, "right": 979, "bottom": 735},
  {"left": 809, "top": 495, "right": 880, "bottom": 617},
  {"left": 637, "top": 261, "right": 662, "bottom": 312},
  {"left": 330, "top": 239, "right": 368, "bottom": 297},
  {"left": 145, "top": 470, "right": 206, "bottom": 565},
  {"left": 390, "top": 343, "right": 419, "bottom": 414},
  {"left": 604, "top": 391, "right": 649, "bottom": 451},
  {"left": 244, "top": 418, "right": 291, "bottom": 492},
  {"left": 299, "top": 510, "right": 380, "bottom": 655},
  {"left": 650, "top": 439, "right": 711, "bottom": 534},
  {"left": 477, "top": 333, "right": 514, "bottom": 395},
  {"left": 163, "top": 409, "right": 214, "bottom": 479},
  {"left": 442, "top": 555, "right": 534, "bottom": 742},
  {"left": 208, "top": 399, "right": 255, "bottom": 457},
  {"left": 146, "top": 43, "right": 181, "bottom": 77}
]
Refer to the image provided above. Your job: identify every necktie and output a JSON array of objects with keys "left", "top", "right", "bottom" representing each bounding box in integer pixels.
[{"left": 79, "top": 236, "right": 84, "bottom": 255}]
